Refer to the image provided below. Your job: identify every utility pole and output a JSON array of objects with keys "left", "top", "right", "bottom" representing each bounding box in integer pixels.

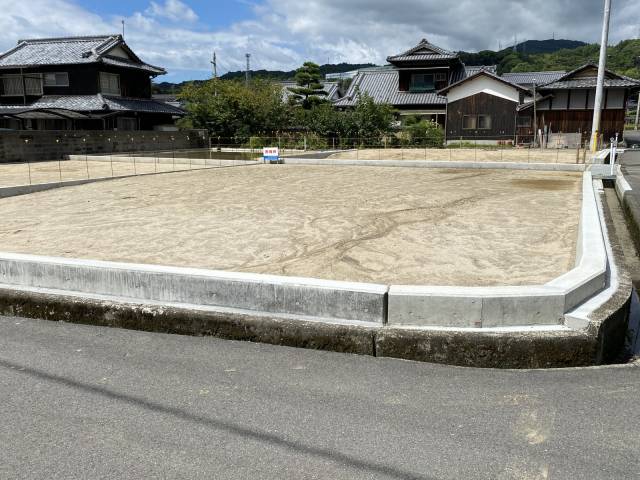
[
  {"left": 245, "top": 53, "right": 251, "bottom": 87},
  {"left": 122, "top": 19, "right": 125, "bottom": 38},
  {"left": 211, "top": 51, "right": 217, "bottom": 78},
  {"left": 590, "top": 0, "right": 612, "bottom": 152},
  {"left": 635, "top": 91, "right": 640, "bottom": 130},
  {"left": 533, "top": 79, "right": 538, "bottom": 147}
]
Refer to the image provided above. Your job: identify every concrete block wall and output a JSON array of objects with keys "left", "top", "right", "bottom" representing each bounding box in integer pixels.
[{"left": 0, "top": 130, "right": 207, "bottom": 163}]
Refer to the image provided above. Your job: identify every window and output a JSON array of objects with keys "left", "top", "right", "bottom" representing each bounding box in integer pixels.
[
  {"left": 462, "top": 115, "right": 476, "bottom": 129},
  {"left": 463, "top": 115, "right": 492, "bottom": 130},
  {"left": 44, "top": 72, "right": 69, "bottom": 87},
  {"left": 1, "top": 74, "right": 42, "bottom": 96},
  {"left": 477, "top": 115, "right": 492, "bottom": 129},
  {"left": 517, "top": 116, "right": 532, "bottom": 127},
  {"left": 117, "top": 117, "right": 137, "bottom": 131},
  {"left": 100, "top": 72, "right": 120, "bottom": 95},
  {"left": 434, "top": 72, "right": 447, "bottom": 82},
  {"left": 410, "top": 73, "right": 434, "bottom": 92},
  {"left": 1, "top": 75, "right": 23, "bottom": 96}
]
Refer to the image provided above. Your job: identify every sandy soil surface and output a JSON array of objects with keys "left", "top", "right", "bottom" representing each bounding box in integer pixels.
[
  {"left": 328, "top": 148, "right": 581, "bottom": 163},
  {"left": 0, "top": 158, "right": 246, "bottom": 188},
  {"left": 0, "top": 165, "right": 582, "bottom": 286}
]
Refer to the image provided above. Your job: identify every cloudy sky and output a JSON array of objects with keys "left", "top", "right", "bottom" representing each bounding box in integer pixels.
[{"left": 0, "top": 0, "right": 638, "bottom": 81}]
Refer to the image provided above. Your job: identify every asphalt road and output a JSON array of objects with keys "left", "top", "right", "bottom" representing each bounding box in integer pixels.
[{"left": 1, "top": 316, "right": 639, "bottom": 480}]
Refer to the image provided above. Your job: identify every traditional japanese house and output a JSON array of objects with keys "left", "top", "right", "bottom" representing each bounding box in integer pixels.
[
  {"left": 438, "top": 68, "right": 532, "bottom": 143},
  {"left": 0, "top": 35, "right": 184, "bottom": 130},
  {"left": 515, "top": 64, "right": 640, "bottom": 144},
  {"left": 334, "top": 39, "right": 468, "bottom": 126}
]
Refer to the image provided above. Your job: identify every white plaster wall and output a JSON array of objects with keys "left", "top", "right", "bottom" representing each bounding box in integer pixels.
[{"left": 447, "top": 76, "right": 520, "bottom": 104}]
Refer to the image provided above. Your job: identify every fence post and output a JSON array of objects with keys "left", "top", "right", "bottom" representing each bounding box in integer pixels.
[
  {"left": 108, "top": 137, "right": 114, "bottom": 177},
  {"left": 56, "top": 138, "right": 62, "bottom": 182},
  {"left": 186, "top": 135, "right": 191, "bottom": 169},
  {"left": 23, "top": 139, "right": 32, "bottom": 185},
  {"left": 83, "top": 137, "right": 90, "bottom": 179},
  {"left": 130, "top": 137, "right": 136, "bottom": 175},
  {"left": 168, "top": 136, "right": 174, "bottom": 171}
]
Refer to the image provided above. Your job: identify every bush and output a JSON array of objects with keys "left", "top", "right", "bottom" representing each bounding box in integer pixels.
[{"left": 400, "top": 119, "right": 445, "bottom": 147}]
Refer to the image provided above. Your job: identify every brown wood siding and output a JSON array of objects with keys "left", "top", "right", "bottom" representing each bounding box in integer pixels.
[
  {"left": 0, "top": 64, "right": 152, "bottom": 105},
  {"left": 446, "top": 92, "right": 518, "bottom": 140},
  {"left": 516, "top": 109, "right": 625, "bottom": 142}
]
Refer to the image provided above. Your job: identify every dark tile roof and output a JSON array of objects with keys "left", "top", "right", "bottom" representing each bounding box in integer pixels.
[
  {"left": 438, "top": 68, "right": 530, "bottom": 95},
  {"left": 334, "top": 69, "right": 446, "bottom": 108},
  {"left": 3, "top": 94, "right": 185, "bottom": 115},
  {"left": 536, "top": 64, "right": 640, "bottom": 90},
  {"left": 501, "top": 71, "right": 566, "bottom": 86},
  {"left": 387, "top": 39, "right": 458, "bottom": 63},
  {"left": 539, "top": 77, "right": 640, "bottom": 89},
  {"left": 464, "top": 65, "right": 498, "bottom": 76},
  {"left": 0, "top": 35, "right": 165, "bottom": 75}
]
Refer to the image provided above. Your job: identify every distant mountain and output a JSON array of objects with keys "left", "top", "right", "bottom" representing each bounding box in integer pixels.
[
  {"left": 459, "top": 38, "right": 640, "bottom": 78},
  {"left": 510, "top": 39, "right": 588, "bottom": 55},
  {"left": 219, "top": 63, "right": 375, "bottom": 81},
  {"left": 152, "top": 63, "right": 376, "bottom": 94},
  {"left": 458, "top": 39, "right": 588, "bottom": 70}
]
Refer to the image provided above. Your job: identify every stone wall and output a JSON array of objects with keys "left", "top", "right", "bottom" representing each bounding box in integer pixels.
[{"left": 0, "top": 130, "right": 208, "bottom": 163}]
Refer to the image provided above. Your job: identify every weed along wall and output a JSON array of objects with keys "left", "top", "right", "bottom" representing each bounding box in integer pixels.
[{"left": 0, "top": 130, "right": 207, "bottom": 163}]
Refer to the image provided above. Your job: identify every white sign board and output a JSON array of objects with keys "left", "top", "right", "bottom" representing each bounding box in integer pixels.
[{"left": 263, "top": 147, "right": 280, "bottom": 163}]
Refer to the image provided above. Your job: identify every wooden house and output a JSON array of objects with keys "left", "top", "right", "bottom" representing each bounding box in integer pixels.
[
  {"left": 515, "top": 64, "right": 640, "bottom": 144},
  {"left": 334, "top": 39, "right": 469, "bottom": 126},
  {"left": 0, "top": 35, "right": 184, "bottom": 131},
  {"left": 438, "top": 69, "right": 531, "bottom": 142}
]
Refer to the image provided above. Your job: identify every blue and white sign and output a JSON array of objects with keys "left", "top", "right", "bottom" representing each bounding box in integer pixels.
[{"left": 263, "top": 147, "right": 280, "bottom": 163}]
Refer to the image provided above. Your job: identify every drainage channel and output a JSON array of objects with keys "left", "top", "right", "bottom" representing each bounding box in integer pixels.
[{"left": 624, "top": 288, "right": 640, "bottom": 360}]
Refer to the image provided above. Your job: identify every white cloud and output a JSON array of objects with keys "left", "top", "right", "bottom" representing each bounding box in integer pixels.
[
  {"left": 0, "top": 0, "right": 637, "bottom": 82},
  {"left": 146, "top": 0, "right": 198, "bottom": 23}
]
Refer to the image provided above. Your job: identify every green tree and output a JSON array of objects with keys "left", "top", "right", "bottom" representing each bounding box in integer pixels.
[
  {"left": 401, "top": 117, "right": 444, "bottom": 147},
  {"left": 178, "top": 78, "right": 290, "bottom": 139},
  {"left": 350, "top": 92, "right": 396, "bottom": 140},
  {"left": 288, "top": 62, "right": 328, "bottom": 108}
]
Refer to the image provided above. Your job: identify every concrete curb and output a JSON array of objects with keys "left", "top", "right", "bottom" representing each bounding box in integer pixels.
[
  {"left": 283, "top": 157, "right": 586, "bottom": 171},
  {"left": 0, "top": 253, "right": 388, "bottom": 324},
  {"left": 0, "top": 285, "right": 613, "bottom": 368},
  {"left": 617, "top": 165, "right": 640, "bottom": 253}
]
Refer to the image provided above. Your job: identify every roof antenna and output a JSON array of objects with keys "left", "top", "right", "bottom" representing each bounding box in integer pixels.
[{"left": 122, "top": 19, "right": 125, "bottom": 39}]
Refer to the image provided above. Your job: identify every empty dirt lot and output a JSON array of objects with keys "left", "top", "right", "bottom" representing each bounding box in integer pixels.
[{"left": 0, "top": 165, "right": 582, "bottom": 286}]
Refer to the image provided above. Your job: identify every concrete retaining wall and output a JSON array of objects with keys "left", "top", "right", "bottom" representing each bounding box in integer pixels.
[
  {"left": 0, "top": 166, "right": 631, "bottom": 367},
  {"left": 0, "top": 130, "right": 207, "bottom": 163},
  {"left": 0, "top": 253, "right": 387, "bottom": 324},
  {"left": 388, "top": 173, "right": 607, "bottom": 327},
  {"left": 0, "top": 172, "right": 608, "bottom": 329},
  {"left": 616, "top": 162, "right": 640, "bottom": 254}
]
